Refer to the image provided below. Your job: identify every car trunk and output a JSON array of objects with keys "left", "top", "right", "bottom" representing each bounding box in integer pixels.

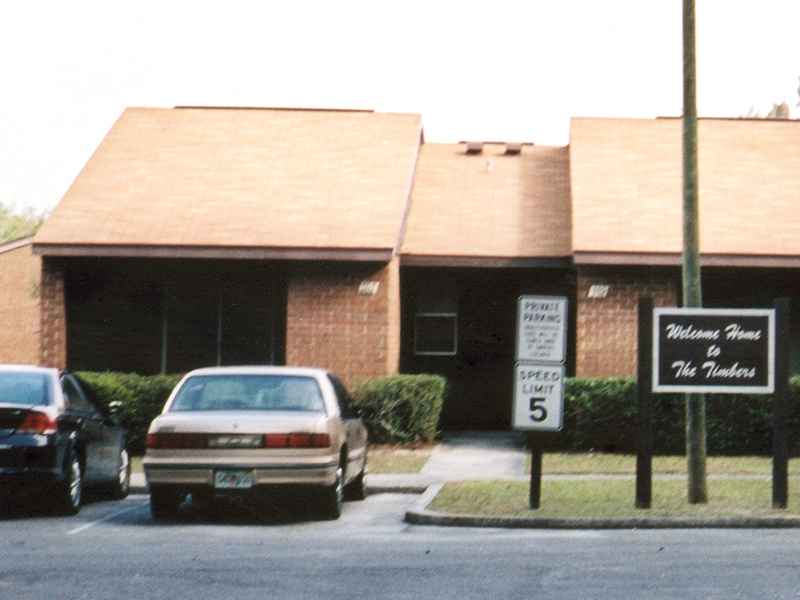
[{"left": 0, "top": 405, "right": 32, "bottom": 439}]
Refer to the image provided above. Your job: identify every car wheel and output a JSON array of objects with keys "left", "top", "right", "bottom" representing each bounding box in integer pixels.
[
  {"left": 109, "top": 448, "right": 131, "bottom": 500},
  {"left": 344, "top": 457, "right": 366, "bottom": 501},
  {"left": 55, "top": 449, "right": 82, "bottom": 515},
  {"left": 150, "top": 486, "right": 182, "bottom": 520},
  {"left": 320, "top": 466, "right": 344, "bottom": 520}
]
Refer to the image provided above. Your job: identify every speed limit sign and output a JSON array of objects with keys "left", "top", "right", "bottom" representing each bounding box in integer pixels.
[{"left": 513, "top": 363, "right": 565, "bottom": 431}]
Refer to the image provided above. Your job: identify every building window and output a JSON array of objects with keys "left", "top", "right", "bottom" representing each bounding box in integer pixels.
[
  {"left": 413, "top": 275, "right": 459, "bottom": 357},
  {"left": 415, "top": 313, "right": 458, "bottom": 356}
]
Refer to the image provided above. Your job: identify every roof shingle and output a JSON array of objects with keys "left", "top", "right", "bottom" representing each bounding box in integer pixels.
[
  {"left": 35, "top": 108, "right": 422, "bottom": 255},
  {"left": 570, "top": 117, "right": 800, "bottom": 257},
  {"left": 402, "top": 143, "right": 571, "bottom": 259}
]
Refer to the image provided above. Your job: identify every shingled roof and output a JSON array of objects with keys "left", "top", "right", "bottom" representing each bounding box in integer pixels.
[
  {"left": 401, "top": 143, "right": 571, "bottom": 266},
  {"left": 570, "top": 117, "right": 800, "bottom": 266},
  {"left": 34, "top": 107, "right": 423, "bottom": 261}
]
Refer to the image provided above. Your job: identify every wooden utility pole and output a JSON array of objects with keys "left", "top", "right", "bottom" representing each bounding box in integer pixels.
[{"left": 682, "top": 0, "right": 707, "bottom": 503}]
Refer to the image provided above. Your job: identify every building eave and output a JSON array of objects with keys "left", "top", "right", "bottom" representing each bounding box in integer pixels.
[{"left": 32, "top": 243, "right": 393, "bottom": 263}]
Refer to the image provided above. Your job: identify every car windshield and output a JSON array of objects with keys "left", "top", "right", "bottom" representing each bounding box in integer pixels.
[
  {"left": 0, "top": 372, "right": 51, "bottom": 406},
  {"left": 169, "top": 374, "right": 326, "bottom": 413}
]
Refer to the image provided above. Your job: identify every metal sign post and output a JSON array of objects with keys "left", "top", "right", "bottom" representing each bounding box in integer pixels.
[
  {"left": 772, "top": 299, "right": 790, "bottom": 508},
  {"left": 636, "top": 297, "right": 653, "bottom": 509},
  {"left": 513, "top": 295, "right": 568, "bottom": 510}
]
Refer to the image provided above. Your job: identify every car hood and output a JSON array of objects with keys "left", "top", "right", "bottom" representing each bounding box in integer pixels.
[{"left": 150, "top": 411, "right": 330, "bottom": 434}]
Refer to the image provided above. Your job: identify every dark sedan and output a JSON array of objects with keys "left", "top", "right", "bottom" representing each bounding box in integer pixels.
[{"left": 0, "top": 365, "right": 130, "bottom": 515}]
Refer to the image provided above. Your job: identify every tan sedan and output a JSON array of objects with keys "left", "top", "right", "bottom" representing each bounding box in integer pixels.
[{"left": 143, "top": 366, "right": 368, "bottom": 520}]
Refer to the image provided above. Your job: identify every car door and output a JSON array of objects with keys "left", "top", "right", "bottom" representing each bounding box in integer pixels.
[
  {"left": 76, "top": 376, "right": 124, "bottom": 483},
  {"left": 327, "top": 375, "right": 367, "bottom": 480},
  {"left": 60, "top": 375, "right": 109, "bottom": 483}
]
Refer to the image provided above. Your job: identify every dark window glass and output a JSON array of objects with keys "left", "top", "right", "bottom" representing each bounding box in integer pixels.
[
  {"left": 0, "top": 372, "right": 50, "bottom": 406},
  {"left": 62, "top": 376, "right": 94, "bottom": 413},
  {"left": 170, "top": 375, "right": 325, "bottom": 413},
  {"left": 415, "top": 314, "right": 458, "bottom": 355}
]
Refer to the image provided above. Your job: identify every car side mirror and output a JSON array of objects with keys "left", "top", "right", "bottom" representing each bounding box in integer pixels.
[{"left": 108, "top": 400, "right": 123, "bottom": 422}]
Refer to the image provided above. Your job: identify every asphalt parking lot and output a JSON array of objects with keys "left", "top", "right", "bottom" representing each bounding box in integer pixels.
[{"left": 5, "top": 491, "right": 800, "bottom": 600}]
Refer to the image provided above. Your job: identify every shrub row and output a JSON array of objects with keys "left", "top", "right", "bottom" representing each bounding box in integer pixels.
[
  {"left": 554, "top": 377, "right": 800, "bottom": 455},
  {"left": 352, "top": 374, "right": 446, "bottom": 444},
  {"left": 75, "top": 371, "right": 448, "bottom": 452},
  {"left": 77, "top": 370, "right": 794, "bottom": 456}
]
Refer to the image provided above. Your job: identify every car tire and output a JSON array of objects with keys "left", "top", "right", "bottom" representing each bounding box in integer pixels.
[
  {"left": 150, "top": 486, "right": 182, "bottom": 520},
  {"left": 320, "top": 466, "right": 344, "bottom": 520},
  {"left": 109, "top": 448, "right": 131, "bottom": 500},
  {"left": 55, "top": 448, "right": 82, "bottom": 516},
  {"left": 344, "top": 456, "right": 366, "bottom": 501}
]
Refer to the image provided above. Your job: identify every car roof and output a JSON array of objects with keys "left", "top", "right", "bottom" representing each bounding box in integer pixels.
[
  {"left": 0, "top": 364, "right": 58, "bottom": 376},
  {"left": 182, "top": 366, "right": 331, "bottom": 379}
]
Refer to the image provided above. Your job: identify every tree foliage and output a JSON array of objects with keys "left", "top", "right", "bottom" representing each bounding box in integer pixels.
[{"left": 0, "top": 203, "right": 44, "bottom": 243}]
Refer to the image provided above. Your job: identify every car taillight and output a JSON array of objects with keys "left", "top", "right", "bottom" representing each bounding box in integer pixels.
[
  {"left": 146, "top": 433, "right": 208, "bottom": 450},
  {"left": 17, "top": 411, "right": 57, "bottom": 435},
  {"left": 264, "top": 432, "right": 331, "bottom": 449}
]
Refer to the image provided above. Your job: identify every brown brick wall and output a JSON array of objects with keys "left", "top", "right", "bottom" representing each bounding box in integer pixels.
[
  {"left": 40, "top": 258, "right": 67, "bottom": 369},
  {"left": 286, "top": 260, "right": 400, "bottom": 387},
  {"left": 576, "top": 267, "right": 678, "bottom": 377},
  {"left": 0, "top": 243, "right": 41, "bottom": 364}
]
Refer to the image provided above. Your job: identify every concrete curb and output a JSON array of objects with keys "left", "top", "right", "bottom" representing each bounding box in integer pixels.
[{"left": 403, "top": 484, "right": 800, "bottom": 530}]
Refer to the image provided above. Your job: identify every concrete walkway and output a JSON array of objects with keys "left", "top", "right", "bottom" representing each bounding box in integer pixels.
[{"left": 419, "top": 431, "right": 527, "bottom": 481}]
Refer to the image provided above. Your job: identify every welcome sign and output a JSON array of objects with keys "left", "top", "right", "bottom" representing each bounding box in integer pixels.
[{"left": 652, "top": 308, "right": 775, "bottom": 394}]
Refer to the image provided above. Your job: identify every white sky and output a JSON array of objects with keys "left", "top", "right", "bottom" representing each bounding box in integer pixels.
[{"left": 1, "top": 0, "right": 798, "bottom": 213}]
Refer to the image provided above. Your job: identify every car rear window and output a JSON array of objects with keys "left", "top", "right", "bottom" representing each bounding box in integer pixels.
[
  {"left": 0, "top": 372, "right": 51, "bottom": 406},
  {"left": 169, "top": 375, "right": 326, "bottom": 413}
]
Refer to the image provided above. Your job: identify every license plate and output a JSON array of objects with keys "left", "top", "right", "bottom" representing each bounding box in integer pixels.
[{"left": 214, "top": 470, "right": 255, "bottom": 489}]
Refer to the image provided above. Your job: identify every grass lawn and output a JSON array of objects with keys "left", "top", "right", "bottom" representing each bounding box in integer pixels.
[
  {"left": 529, "top": 453, "right": 800, "bottom": 475},
  {"left": 430, "top": 479, "right": 800, "bottom": 519},
  {"left": 367, "top": 446, "right": 432, "bottom": 474},
  {"left": 130, "top": 446, "right": 433, "bottom": 475}
]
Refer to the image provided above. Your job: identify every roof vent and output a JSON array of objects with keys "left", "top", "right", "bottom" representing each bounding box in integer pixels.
[
  {"left": 464, "top": 142, "right": 484, "bottom": 155},
  {"left": 504, "top": 143, "right": 523, "bottom": 155}
]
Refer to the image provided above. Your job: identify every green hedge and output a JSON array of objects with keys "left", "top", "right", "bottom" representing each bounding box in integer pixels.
[
  {"left": 553, "top": 377, "right": 800, "bottom": 455},
  {"left": 352, "top": 374, "right": 446, "bottom": 444},
  {"left": 76, "top": 371, "right": 447, "bottom": 452},
  {"left": 77, "top": 370, "right": 794, "bottom": 455},
  {"left": 76, "top": 372, "right": 182, "bottom": 454}
]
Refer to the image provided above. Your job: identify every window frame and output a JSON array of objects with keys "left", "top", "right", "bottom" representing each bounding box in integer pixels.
[
  {"left": 414, "top": 311, "right": 459, "bottom": 357},
  {"left": 327, "top": 374, "right": 356, "bottom": 418},
  {"left": 61, "top": 374, "right": 96, "bottom": 415}
]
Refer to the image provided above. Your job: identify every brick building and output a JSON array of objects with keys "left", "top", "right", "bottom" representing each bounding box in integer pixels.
[{"left": 2, "top": 108, "right": 799, "bottom": 428}]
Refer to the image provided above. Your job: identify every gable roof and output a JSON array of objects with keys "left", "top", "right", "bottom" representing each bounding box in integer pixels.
[
  {"left": 401, "top": 143, "right": 571, "bottom": 266},
  {"left": 34, "top": 108, "right": 423, "bottom": 261},
  {"left": 570, "top": 117, "right": 800, "bottom": 264}
]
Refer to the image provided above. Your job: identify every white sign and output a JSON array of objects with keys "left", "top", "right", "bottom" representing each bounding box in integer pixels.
[
  {"left": 513, "top": 363, "right": 565, "bottom": 431},
  {"left": 516, "top": 296, "right": 568, "bottom": 363}
]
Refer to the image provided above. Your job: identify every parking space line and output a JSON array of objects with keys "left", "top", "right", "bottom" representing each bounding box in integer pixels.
[{"left": 67, "top": 503, "right": 148, "bottom": 535}]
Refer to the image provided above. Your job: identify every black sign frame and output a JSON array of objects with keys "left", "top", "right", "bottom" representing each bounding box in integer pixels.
[{"left": 652, "top": 307, "right": 775, "bottom": 394}]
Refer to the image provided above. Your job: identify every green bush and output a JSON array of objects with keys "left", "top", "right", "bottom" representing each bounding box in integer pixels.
[
  {"left": 352, "top": 374, "right": 446, "bottom": 443},
  {"left": 75, "top": 371, "right": 447, "bottom": 452},
  {"left": 75, "top": 372, "right": 182, "bottom": 454},
  {"left": 552, "top": 377, "right": 800, "bottom": 455}
]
